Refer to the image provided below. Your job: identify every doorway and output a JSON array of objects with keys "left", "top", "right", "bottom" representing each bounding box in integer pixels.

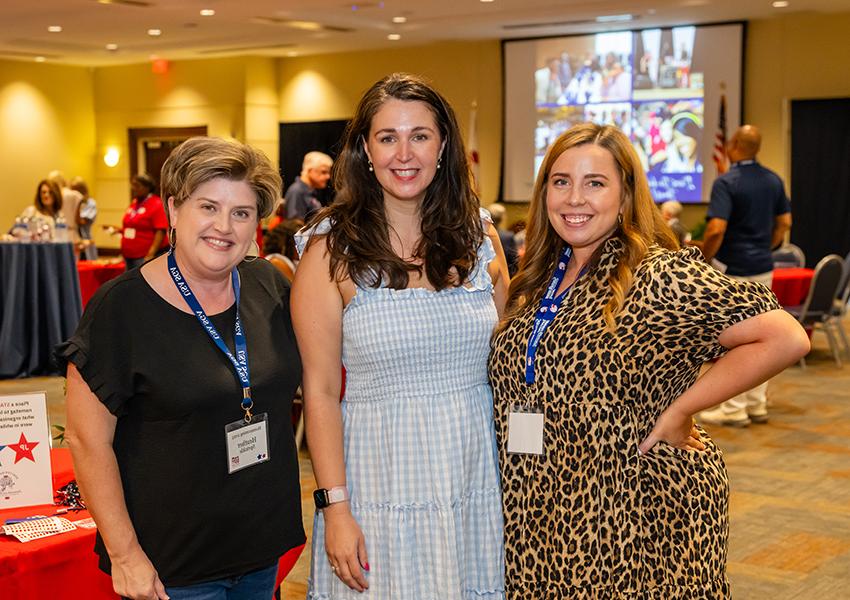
[
  {"left": 127, "top": 126, "right": 208, "bottom": 191},
  {"left": 789, "top": 98, "right": 850, "bottom": 266}
]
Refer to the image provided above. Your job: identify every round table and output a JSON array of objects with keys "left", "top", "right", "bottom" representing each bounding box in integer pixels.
[{"left": 0, "top": 242, "right": 82, "bottom": 378}]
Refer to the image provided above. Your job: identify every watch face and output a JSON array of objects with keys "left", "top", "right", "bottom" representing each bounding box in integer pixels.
[{"left": 313, "top": 489, "right": 328, "bottom": 509}]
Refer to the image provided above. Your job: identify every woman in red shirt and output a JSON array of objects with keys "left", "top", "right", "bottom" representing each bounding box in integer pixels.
[{"left": 120, "top": 173, "right": 169, "bottom": 269}]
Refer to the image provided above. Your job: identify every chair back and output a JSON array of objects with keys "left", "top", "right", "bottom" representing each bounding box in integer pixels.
[
  {"left": 838, "top": 250, "right": 850, "bottom": 307},
  {"left": 796, "top": 254, "right": 844, "bottom": 324},
  {"left": 772, "top": 243, "right": 806, "bottom": 269}
]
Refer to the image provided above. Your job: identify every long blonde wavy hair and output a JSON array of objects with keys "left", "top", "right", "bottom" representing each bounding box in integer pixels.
[{"left": 502, "top": 123, "right": 678, "bottom": 331}]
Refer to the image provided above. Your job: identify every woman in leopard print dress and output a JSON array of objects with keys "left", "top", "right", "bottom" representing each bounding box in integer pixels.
[{"left": 488, "top": 123, "right": 809, "bottom": 599}]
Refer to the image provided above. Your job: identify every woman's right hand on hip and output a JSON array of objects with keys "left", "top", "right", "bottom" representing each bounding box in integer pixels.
[
  {"left": 324, "top": 504, "right": 370, "bottom": 592},
  {"left": 110, "top": 544, "right": 169, "bottom": 600}
]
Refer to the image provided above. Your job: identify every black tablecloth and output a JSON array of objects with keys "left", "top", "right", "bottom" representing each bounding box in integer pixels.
[{"left": 0, "top": 242, "right": 82, "bottom": 378}]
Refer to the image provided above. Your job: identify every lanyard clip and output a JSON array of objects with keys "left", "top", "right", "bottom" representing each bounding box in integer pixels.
[{"left": 242, "top": 388, "right": 254, "bottom": 423}]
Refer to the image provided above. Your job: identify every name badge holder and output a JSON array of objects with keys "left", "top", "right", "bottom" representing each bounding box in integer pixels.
[
  {"left": 167, "top": 251, "right": 270, "bottom": 474},
  {"left": 508, "top": 246, "right": 580, "bottom": 456}
]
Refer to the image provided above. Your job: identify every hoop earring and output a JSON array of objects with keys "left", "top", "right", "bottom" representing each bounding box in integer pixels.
[
  {"left": 243, "top": 239, "right": 260, "bottom": 263},
  {"left": 168, "top": 227, "right": 176, "bottom": 250}
]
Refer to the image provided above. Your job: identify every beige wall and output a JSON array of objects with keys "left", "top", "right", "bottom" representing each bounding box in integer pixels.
[
  {"left": 278, "top": 41, "right": 502, "bottom": 206},
  {"left": 0, "top": 60, "right": 95, "bottom": 233},
  {"left": 745, "top": 11, "right": 850, "bottom": 185}
]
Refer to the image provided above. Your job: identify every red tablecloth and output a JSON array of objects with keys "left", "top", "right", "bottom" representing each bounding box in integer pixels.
[
  {"left": 771, "top": 267, "right": 815, "bottom": 307},
  {"left": 0, "top": 448, "right": 304, "bottom": 599},
  {"left": 77, "top": 261, "right": 126, "bottom": 308}
]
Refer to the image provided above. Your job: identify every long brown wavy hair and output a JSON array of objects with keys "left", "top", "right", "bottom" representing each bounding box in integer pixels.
[
  {"left": 502, "top": 123, "right": 677, "bottom": 331},
  {"left": 307, "top": 73, "right": 481, "bottom": 290}
]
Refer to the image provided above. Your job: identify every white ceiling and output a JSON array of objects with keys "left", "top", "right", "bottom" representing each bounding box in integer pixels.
[{"left": 0, "top": 0, "right": 842, "bottom": 67}]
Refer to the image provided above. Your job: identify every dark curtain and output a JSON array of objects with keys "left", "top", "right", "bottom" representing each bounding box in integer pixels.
[
  {"left": 279, "top": 120, "right": 349, "bottom": 206},
  {"left": 790, "top": 98, "right": 850, "bottom": 267}
]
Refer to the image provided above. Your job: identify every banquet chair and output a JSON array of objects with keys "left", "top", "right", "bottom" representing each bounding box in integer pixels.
[
  {"left": 772, "top": 242, "right": 806, "bottom": 268},
  {"left": 785, "top": 254, "right": 844, "bottom": 368},
  {"left": 829, "top": 250, "right": 850, "bottom": 357}
]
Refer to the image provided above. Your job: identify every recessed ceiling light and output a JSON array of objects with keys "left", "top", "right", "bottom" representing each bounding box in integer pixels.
[
  {"left": 147, "top": 28, "right": 162, "bottom": 37},
  {"left": 48, "top": 25, "right": 63, "bottom": 33},
  {"left": 388, "top": 33, "right": 401, "bottom": 41},
  {"left": 200, "top": 9, "right": 215, "bottom": 16},
  {"left": 772, "top": 0, "right": 789, "bottom": 6},
  {"left": 106, "top": 43, "right": 118, "bottom": 51},
  {"left": 35, "top": 56, "right": 46, "bottom": 62},
  {"left": 596, "top": 14, "right": 633, "bottom": 23},
  {"left": 287, "top": 51, "right": 298, "bottom": 57},
  {"left": 392, "top": 16, "right": 407, "bottom": 24},
  {"left": 480, "top": 0, "right": 495, "bottom": 3}
]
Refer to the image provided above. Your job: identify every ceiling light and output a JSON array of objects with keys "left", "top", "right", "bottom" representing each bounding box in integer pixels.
[
  {"left": 35, "top": 56, "right": 46, "bottom": 62},
  {"left": 200, "top": 9, "right": 215, "bottom": 16},
  {"left": 147, "top": 28, "right": 162, "bottom": 37},
  {"left": 392, "top": 16, "right": 407, "bottom": 24},
  {"left": 48, "top": 25, "right": 63, "bottom": 33},
  {"left": 480, "top": 0, "right": 495, "bottom": 3},
  {"left": 596, "top": 14, "right": 633, "bottom": 23},
  {"left": 388, "top": 33, "right": 401, "bottom": 41},
  {"left": 287, "top": 51, "right": 299, "bottom": 57},
  {"left": 106, "top": 43, "right": 118, "bottom": 51},
  {"left": 772, "top": 0, "right": 789, "bottom": 6}
]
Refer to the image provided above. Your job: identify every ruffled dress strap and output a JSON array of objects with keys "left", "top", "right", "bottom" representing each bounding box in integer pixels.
[
  {"left": 294, "top": 217, "right": 333, "bottom": 258},
  {"left": 469, "top": 206, "right": 496, "bottom": 292}
]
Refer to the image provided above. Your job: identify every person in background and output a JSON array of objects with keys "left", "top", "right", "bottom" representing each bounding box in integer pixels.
[
  {"left": 48, "top": 170, "right": 84, "bottom": 238},
  {"left": 699, "top": 124, "right": 792, "bottom": 427},
  {"left": 70, "top": 176, "right": 98, "bottom": 260},
  {"left": 660, "top": 199, "right": 691, "bottom": 247},
  {"left": 263, "top": 219, "right": 303, "bottom": 282},
  {"left": 293, "top": 72, "right": 508, "bottom": 599},
  {"left": 106, "top": 173, "right": 169, "bottom": 270},
  {"left": 488, "top": 123, "right": 808, "bottom": 598},
  {"left": 11, "top": 179, "right": 64, "bottom": 239},
  {"left": 488, "top": 203, "right": 519, "bottom": 276},
  {"left": 60, "top": 137, "right": 304, "bottom": 600},
  {"left": 285, "top": 151, "right": 333, "bottom": 221}
]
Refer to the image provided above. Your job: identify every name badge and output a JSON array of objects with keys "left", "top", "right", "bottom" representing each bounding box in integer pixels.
[
  {"left": 224, "top": 413, "right": 270, "bottom": 474},
  {"left": 507, "top": 406, "right": 545, "bottom": 455},
  {"left": 124, "top": 227, "right": 136, "bottom": 239}
]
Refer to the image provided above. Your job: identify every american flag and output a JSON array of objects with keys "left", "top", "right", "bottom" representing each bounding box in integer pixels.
[{"left": 713, "top": 94, "right": 729, "bottom": 175}]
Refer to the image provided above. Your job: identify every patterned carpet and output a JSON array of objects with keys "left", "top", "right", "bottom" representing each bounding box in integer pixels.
[{"left": 4, "top": 320, "right": 848, "bottom": 599}]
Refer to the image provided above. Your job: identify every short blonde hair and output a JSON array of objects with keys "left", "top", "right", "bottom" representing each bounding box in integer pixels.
[{"left": 160, "top": 137, "right": 281, "bottom": 226}]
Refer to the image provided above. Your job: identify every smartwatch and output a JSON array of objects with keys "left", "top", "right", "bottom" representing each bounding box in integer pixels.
[{"left": 313, "top": 486, "right": 350, "bottom": 510}]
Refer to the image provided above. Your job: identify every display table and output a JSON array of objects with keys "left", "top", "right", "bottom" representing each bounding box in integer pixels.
[
  {"left": 77, "top": 260, "right": 126, "bottom": 308},
  {"left": 0, "top": 448, "right": 115, "bottom": 599},
  {"left": 0, "top": 242, "right": 82, "bottom": 378},
  {"left": 772, "top": 267, "right": 815, "bottom": 307},
  {"left": 0, "top": 449, "right": 303, "bottom": 599}
]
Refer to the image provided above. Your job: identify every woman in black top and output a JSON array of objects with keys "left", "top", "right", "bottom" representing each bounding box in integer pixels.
[{"left": 60, "top": 137, "right": 304, "bottom": 600}]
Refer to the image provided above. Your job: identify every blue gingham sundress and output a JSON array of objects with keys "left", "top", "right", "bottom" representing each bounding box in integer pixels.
[{"left": 297, "top": 211, "right": 505, "bottom": 600}]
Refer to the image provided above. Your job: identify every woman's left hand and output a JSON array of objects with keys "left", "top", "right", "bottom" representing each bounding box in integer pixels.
[{"left": 638, "top": 405, "right": 705, "bottom": 455}]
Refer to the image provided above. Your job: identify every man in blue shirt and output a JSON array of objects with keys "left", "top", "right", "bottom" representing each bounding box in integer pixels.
[
  {"left": 700, "top": 125, "right": 792, "bottom": 427},
  {"left": 285, "top": 151, "right": 332, "bottom": 221}
]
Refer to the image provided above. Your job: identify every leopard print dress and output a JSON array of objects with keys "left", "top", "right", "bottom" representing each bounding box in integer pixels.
[{"left": 489, "top": 238, "right": 780, "bottom": 599}]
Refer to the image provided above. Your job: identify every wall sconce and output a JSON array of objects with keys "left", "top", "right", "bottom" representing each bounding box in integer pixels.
[{"left": 104, "top": 147, "right": 120, "bottom": 167}]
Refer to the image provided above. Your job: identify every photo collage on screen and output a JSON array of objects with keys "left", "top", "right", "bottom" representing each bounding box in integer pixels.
[{"left": 534, "top": 27, "right": 704, "bottom": 202}]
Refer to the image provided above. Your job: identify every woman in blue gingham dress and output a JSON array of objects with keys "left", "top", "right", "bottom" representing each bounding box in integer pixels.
[
  {"left": 296, "top": 216, "right": 505, "bottom": 599},
  {"left": 291, "top": 73, "right": 508, "bottom": 600}
]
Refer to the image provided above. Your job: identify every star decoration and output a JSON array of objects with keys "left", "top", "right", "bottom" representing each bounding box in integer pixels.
[{"left": 8, "top": 433, "right": 39, "bottom": 464}]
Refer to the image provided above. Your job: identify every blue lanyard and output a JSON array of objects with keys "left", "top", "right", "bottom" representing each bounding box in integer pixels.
[
  {"left": 525, "top": 246, "right": 579, "bottom": 386},
  {"left": 167, "top": 251, "right": 254, "bottom": 421}
]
